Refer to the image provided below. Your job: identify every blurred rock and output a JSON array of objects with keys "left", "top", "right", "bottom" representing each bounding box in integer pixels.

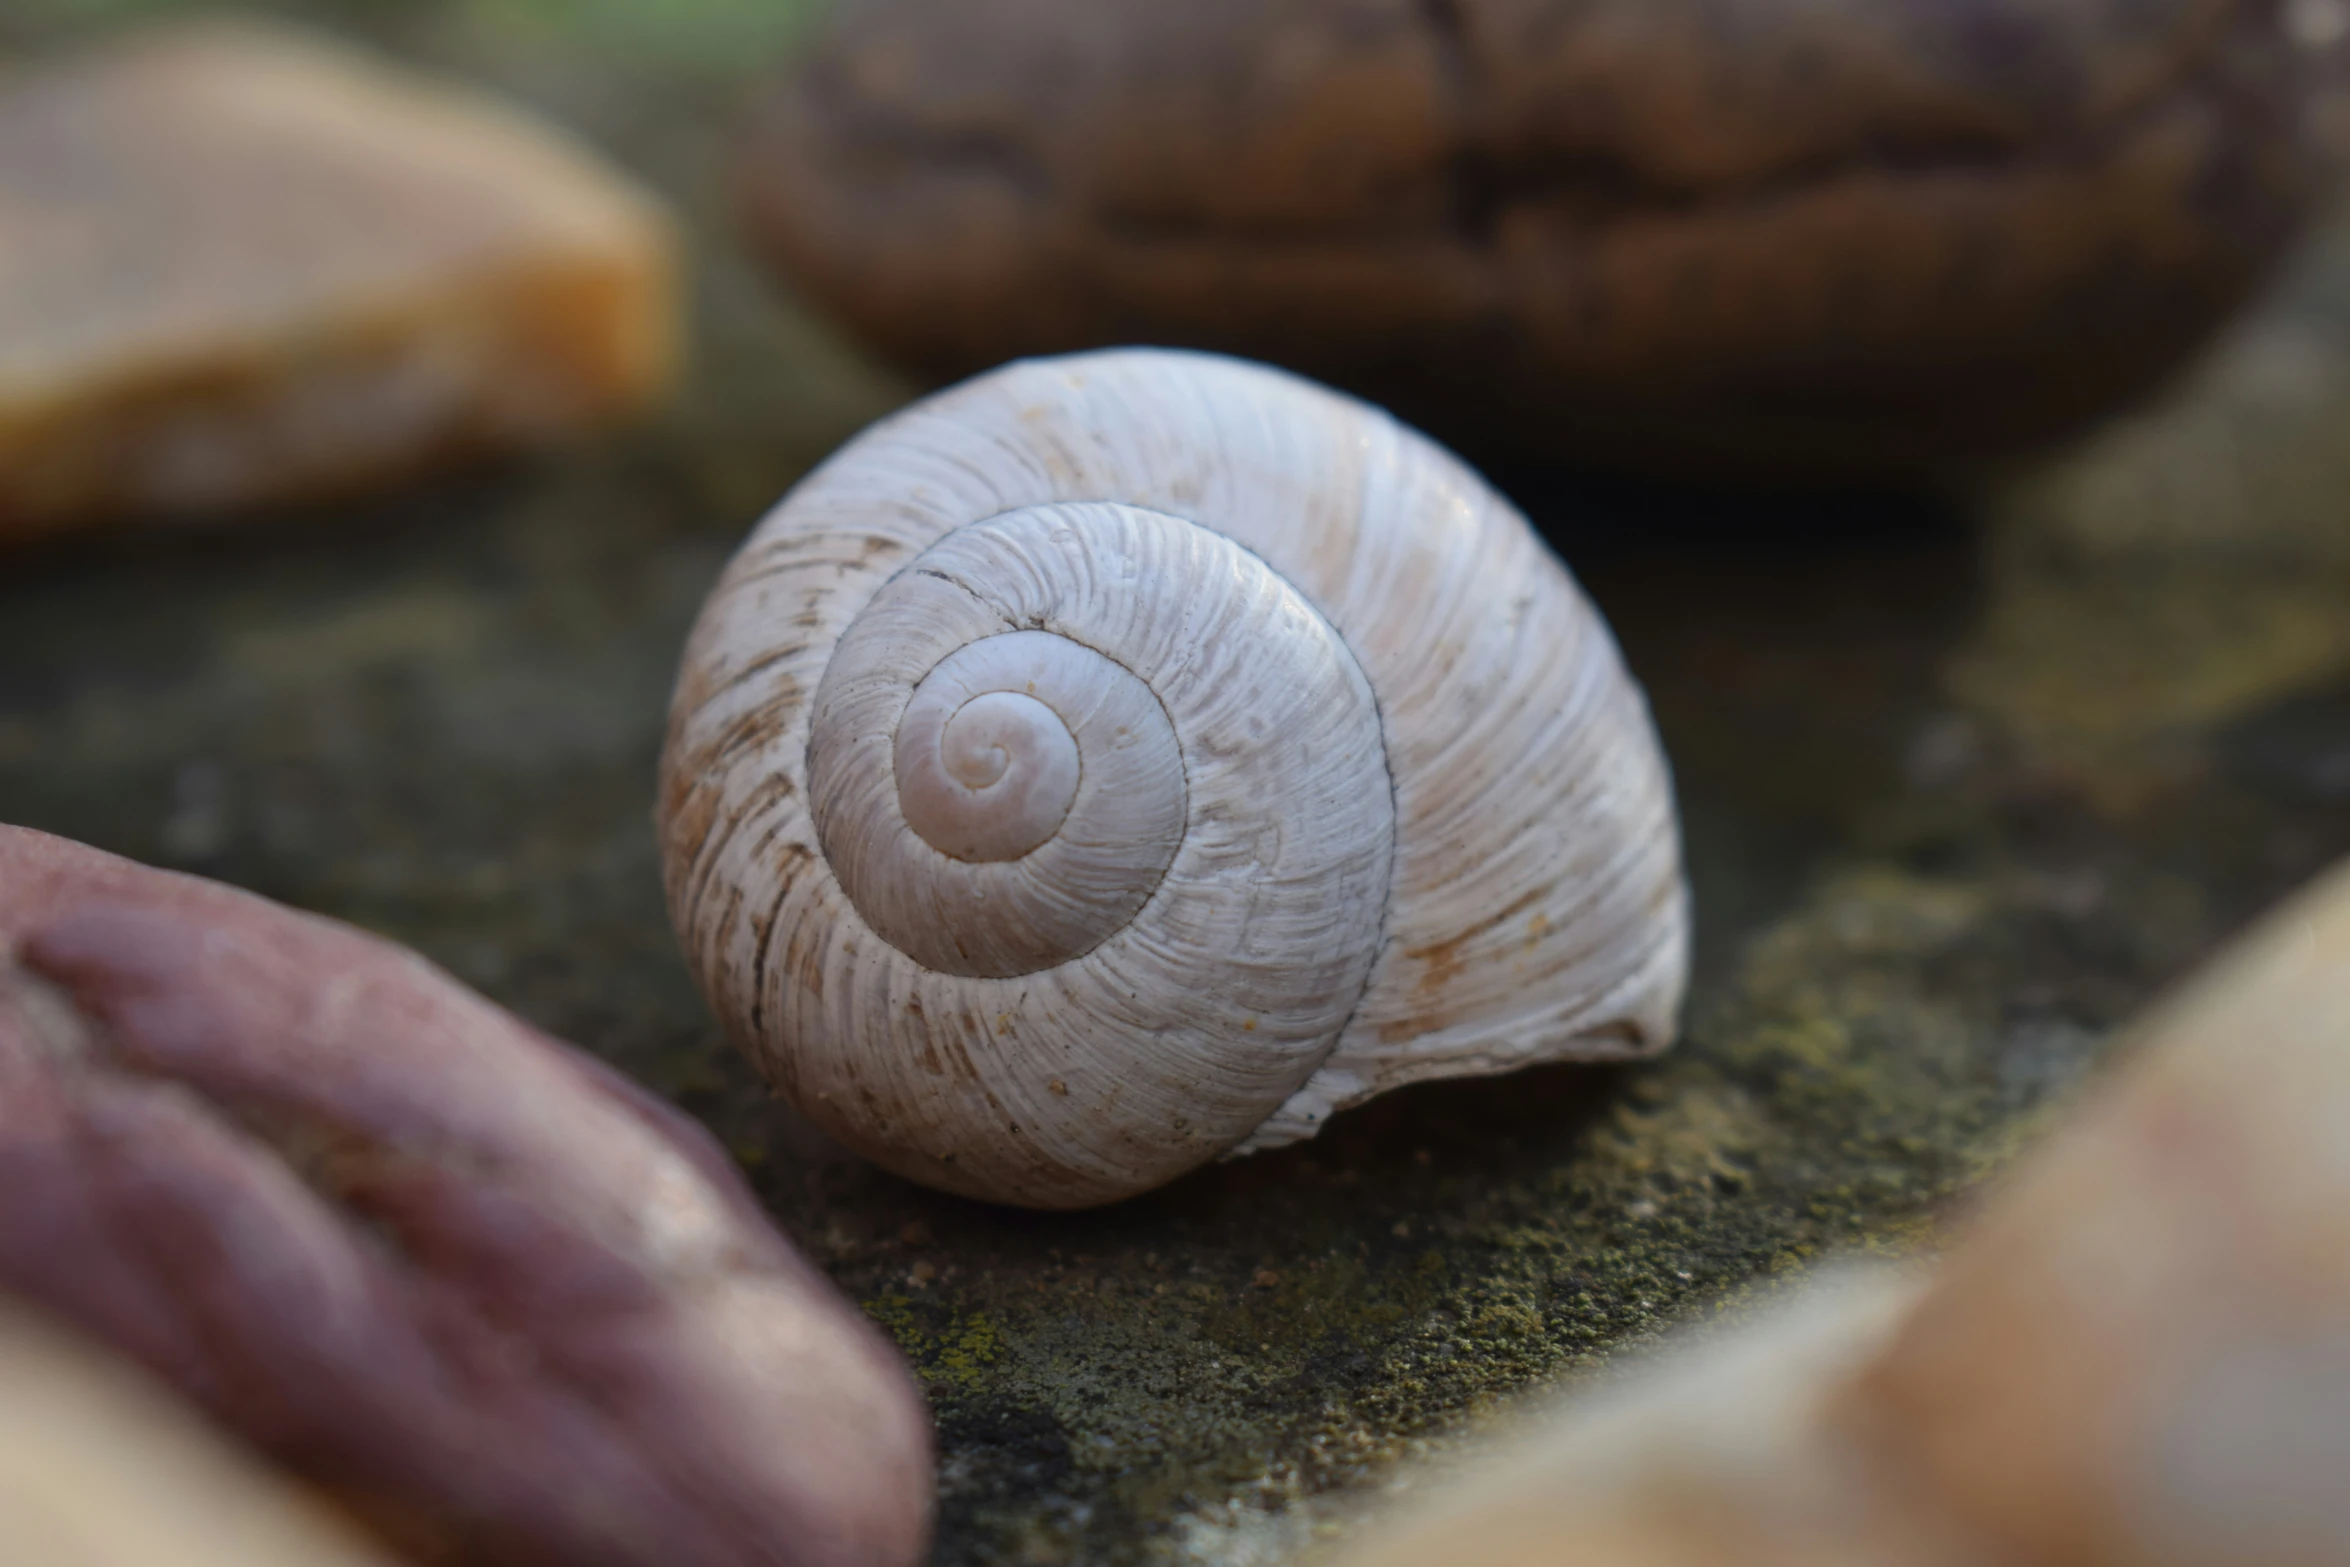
[
  {"left": 1847, "top": 856, "right": 2350, "bottom": 1565},
  {"left": 1329, "top": 1270, "right": 1971, "bottom": 1567},
  {"left": 739, "top": 0, "right": 2343, "bottom": 480},
  {"left": 0, "top": 824, "right": 933, "bottom": 1567},
  {"left": 0, "top": 1298, "right": 400, "bottom": 1566},
  {"left": 0, "top": 23, "right": 678, "bottom": 541},
  {"left": 1335, "top": 858, "right": 2350, "bottom": 1566}
]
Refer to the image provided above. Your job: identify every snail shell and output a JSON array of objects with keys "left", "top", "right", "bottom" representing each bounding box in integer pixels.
[{"left": 658, "top": 348, "right": 1687, "bottom": 1207}]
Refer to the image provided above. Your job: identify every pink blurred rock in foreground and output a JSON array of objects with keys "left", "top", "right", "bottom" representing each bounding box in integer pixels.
[
  {"left": 0, "top": 24, "right": 677, "bottom": 541},
  {"left": 0, "top": 824, "right": 932, "bottom": 1567}
]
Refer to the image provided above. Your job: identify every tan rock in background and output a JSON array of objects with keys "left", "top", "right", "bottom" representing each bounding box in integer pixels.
[{"left": 0, "top": 23, "right": 678, "bottom": 541}]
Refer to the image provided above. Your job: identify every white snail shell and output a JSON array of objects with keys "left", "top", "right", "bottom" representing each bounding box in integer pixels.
[{"left": 658, "top": 349, "right": 1688, "bottom": 1207}]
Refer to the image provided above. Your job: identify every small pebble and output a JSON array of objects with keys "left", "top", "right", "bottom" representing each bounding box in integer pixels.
[{"left": 0, "top": 23, "right": 677, "bottom": 541}]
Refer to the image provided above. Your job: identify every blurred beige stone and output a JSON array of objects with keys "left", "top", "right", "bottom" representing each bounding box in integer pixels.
[
  {"left": 0, "top": 24, "right": 677, "bottom": 541},
  {"left": 1334, "top": 858, "right": 2350, "bottom": 1567},
  {"left": 1846, "top": 857, "right": 2350, "bottom": 1567},
  {"left": 1328, "top": 1272, "right": 1988, "bottom": 1567},
  {"left": 0, "top": 1299, "right": 398, "bottom": 1566}
]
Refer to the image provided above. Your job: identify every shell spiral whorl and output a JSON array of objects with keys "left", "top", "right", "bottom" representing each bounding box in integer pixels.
[
  {"left": 661, "top": 349, "right": 1689, "bottom": 1207},
  {"left": 898, "top": 652, "right": 1088, "bottom": 867},
  {"left": 808, "top": 501, "right": 1388, "bottom": 985}
]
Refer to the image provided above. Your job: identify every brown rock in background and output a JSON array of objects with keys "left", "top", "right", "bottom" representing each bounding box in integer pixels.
[
  {"left": 0, "top": 825, "right": 932, "bottom": 1567},
  {"left": 0, "top": 24, "right": 678, "bottom": 542},
  {"left": 739, "top": 0, "right": 2345, "bottom": 480}
]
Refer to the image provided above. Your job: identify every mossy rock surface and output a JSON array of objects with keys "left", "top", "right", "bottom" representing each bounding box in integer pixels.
[{"left": 5, "top": 4, "right": 2350, "bottom": 1561}]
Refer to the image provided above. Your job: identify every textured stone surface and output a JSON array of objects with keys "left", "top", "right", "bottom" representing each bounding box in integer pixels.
[
  {"left": 3, "top": 3, "right": 2350, "bottom": 1563},
  {"left": 0, "top": 22, "right": 677, "bottom": 540},
  {"left": 738, "top": 0, "right": 2347, "bottom": 479}
]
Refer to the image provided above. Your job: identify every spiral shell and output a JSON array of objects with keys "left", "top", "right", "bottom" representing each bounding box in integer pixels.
[{"left": 659, "top": 349, "right": 1687, "bottom": 1207}]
